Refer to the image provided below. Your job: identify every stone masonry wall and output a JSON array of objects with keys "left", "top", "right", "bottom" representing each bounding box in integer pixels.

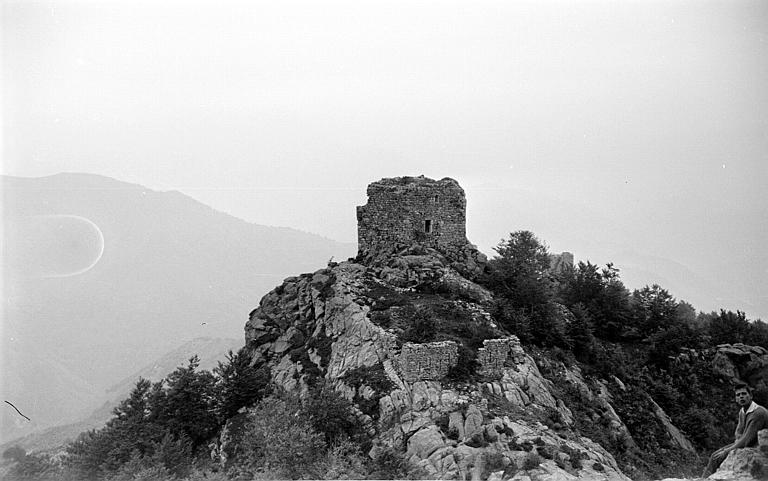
[
  {"left": 548, "top": 252, "right": 574, "bottom": 274},
  {"left": 477, "top": 337, "right": 524, "bottom": 378},
  {"left": 357, "top": 176, "right": 467, "bottom": 257},
  {"left": 397, "top": 341, "right": 459, "bottom": 382},
  {"left": 394, "top": 337, "right": 524, "bottom": 382}
]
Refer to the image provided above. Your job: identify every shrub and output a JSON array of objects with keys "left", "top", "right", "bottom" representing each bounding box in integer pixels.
[
  {"left": 401, "top": 310, "right": 437, "bottom": 343},
  {"left": 2, "top": 445, "right": 26, "bottom": 462},
  {"left": 312, "top": 439, "right": 368, "bottom": 480},
  {"left": 522, "top": 452, "right": 542, "bottom": 470},
  {"left": 236, "top": 395, "right": 326, "bottom": 478},
  {"left": 482, "top": 452, "right": 507, "bottom": 479},
  {"left": 341, "top": 363, "right": 395, "bottom": 421},
  {"left": 304, "top": 382, "right": 367, "bottom": 446},
  {"left": 536, "top": 445, "right": 557, "bottom": 459},
  {"left": 3, "top": 453, "right": 61, "bottom": 481},
  {"left": 446, "top": 343, "right": 480, "bottom": 381},
  {"left": 367, "top": 446, "right": 424, "bottom": 480}
]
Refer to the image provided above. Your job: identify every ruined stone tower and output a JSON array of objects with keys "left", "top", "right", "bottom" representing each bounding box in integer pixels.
[{"left": 356, "top": 176, "right": 468, "bottom": 258}]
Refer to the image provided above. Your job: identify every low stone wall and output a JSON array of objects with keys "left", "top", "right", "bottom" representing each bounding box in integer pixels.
[
  {"left": 394, "top": 337, "right": 524, "bottom": 382},
  {"left": 477, "top": 337, "right": 522, "bottom": 378},
  {"left": 397, "top": 341, "right": 458, "bottom": 382}
]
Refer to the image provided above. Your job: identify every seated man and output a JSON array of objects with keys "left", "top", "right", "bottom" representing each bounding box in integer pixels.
[{"left": 703, "top": 382, "right": 768, "bottom": 477}]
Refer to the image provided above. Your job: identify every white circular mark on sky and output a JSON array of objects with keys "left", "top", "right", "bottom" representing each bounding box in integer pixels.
[{"left": 4, "top": 215, "right": 105, "bottom": 279}]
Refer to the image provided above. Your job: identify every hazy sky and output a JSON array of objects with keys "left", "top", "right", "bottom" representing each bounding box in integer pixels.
[{"left": 3, "top": 0, "right": 768, "bottom": 316}]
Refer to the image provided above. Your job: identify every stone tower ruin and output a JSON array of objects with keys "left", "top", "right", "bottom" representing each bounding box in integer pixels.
[{"left": 356, "top": 176, "right": 469, "bottom": 258}]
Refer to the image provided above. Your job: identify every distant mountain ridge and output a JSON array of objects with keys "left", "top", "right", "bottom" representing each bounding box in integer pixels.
[{"left": 1, "top": 173, "right": 355, "bottom": 443}]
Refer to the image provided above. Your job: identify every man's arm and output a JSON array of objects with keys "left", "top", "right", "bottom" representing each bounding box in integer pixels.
[{"left": 735, "top": 410, "right": 745, "bottom": 440}]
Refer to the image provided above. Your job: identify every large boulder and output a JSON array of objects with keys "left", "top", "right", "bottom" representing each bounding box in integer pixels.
[{"left": 712, "top": 344, "right": 768, "bottom": 391}]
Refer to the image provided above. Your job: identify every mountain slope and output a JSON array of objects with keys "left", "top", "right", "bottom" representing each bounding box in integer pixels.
[
  {"left": 0, "top": 337, "right": 241, "bottom": 453},
  {"left": 1, "top": 173, "right": 355, "bottom": 443}
]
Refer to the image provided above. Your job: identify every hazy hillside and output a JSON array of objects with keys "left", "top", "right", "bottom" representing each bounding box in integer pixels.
[
  {"left": 0, "top": 337, "right": 241, "bottom": 454},
  {"left": 1, "top": 173, "right": 355, "bottom": 443}
]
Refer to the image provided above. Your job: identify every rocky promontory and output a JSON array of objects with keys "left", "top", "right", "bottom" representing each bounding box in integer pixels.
[{"left": 242, "top": 242, "right": 634, "bottom": 480}]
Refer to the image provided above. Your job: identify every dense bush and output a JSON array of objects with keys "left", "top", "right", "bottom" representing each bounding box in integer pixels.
[
  {"left": 304, "top": 381, "right": 369, "bottom": 445},
  {"left": 234, "top": 394, "right": 326, "bottom": 479}
]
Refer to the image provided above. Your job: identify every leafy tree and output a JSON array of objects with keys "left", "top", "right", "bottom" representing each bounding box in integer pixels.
[
  {"left": 65, "top": 359, "right": 219, "bottom": 479},
  {"left": 747, "top": 319, "right": 768, "bottom": 349},
  {"left": 486, "top": 230, "right": 553, "bottom": 310},
  {"left": 557, "top": 262, "right": 632, "bottom": 340},
  {"left": 149, "top": 356, "right": 218, "bottom": 450},
  {"left": 630, "top": 284, "right": 679, "bottom": 335},
  {"left": 646, "top": 322, "right": 706, "bottom": 369},
  {"left": 676, "top": 300, "right": 698, "bottom": 327},
  {"left": 566, "top": 303, "right": 596, "bottom": 360},
  {"left": 214, "top": 348, "right": 272, "bottom": 420},
  {"left": 484, "top": 231, "right": 572, "bottom": 347},
  {"left": 65, "top": 378, "right": 166, "bottom": 478},
  {"left": 708, "top": 310, "right": 751, "bottom": 345}
]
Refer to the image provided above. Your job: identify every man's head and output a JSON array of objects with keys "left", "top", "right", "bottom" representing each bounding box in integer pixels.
[{"left": 734, "top": 382, "right": 754, "bottom": 408}]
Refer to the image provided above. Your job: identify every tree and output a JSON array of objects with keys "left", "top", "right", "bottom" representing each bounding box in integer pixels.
[
  {"left": 149, "top": 356, "right": 218, "bottom": 450},
  {"left": 484, "top": 231, "right": 572, "bottom": 347},
  {"left": 708, "top": 310, "right": 751, "bottom": 345},
  {"left": 630, "top": 284, "right": 679, "bottom": 335},
  {"left": 646, "top": 322, "right": 706, "bottom": 369},
  {"left": 214, "top": 348, "right": 272, "bottom": 420},
  {"left": 566, "top": 303, "right": 596, "bottom": 360},
  {"left": 747, "top": 319, "right": 768, "bottom": 349},
  {"left": 556, "top": 262, "right": 632, "bottom": 340},
  {"left": 65, "top": 379, "right": 167, "bottom": 478},
  {"left": 486, "top": 230, "right": 553, "bottom": 310},
  {"left": 65, "top": 360, "right": 220, "bottom": 479}
]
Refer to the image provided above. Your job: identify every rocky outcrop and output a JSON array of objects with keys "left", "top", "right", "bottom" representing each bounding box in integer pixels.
[
  {"left": 243, "top": 246, "right": 632, "bottom": 479},
  {"left": 712, "top": 344, "right": 768, "bottom": 391},
  {"left": 649, "top": 398, "right": 696, "bottom": 453}
]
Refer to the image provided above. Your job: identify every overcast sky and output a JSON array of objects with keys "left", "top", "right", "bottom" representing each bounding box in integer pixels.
[{"left": 3, "top": 0, "right": 767, "bottom": 317}]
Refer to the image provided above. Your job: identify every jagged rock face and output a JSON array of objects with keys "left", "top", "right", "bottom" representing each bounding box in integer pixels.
[{"left": 245, "top": 262, "right": 398, "bottom": 390}]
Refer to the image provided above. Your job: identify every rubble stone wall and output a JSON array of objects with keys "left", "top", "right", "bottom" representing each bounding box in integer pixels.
[
  {"left": 357, "top": 176, "right": 467, "bottom": 257},
  {"left": 395, "top": 337, "right": 524, "bottom": 382},
  {"left": 548, "top": 252, "right": 574, "bottom": 274},
  {"left": 477, "top": 337, "right": 522, "bottom": 378},
  {"left": 397, "top": 341, "right": 459, "bottom": 382}
]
